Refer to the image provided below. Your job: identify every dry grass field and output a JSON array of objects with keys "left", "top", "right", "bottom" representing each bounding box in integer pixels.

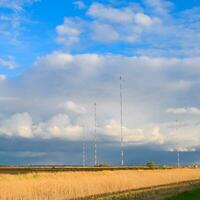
[{"left": 1, "top": 168, "right": 200, "bottom": 200}]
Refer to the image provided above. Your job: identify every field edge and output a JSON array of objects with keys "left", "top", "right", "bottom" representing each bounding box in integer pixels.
[{"left": 79, "top": 180, "right": 200, "bottom": 200}]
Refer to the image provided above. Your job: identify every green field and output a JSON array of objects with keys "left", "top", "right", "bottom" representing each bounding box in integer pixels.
[
  {"left": 95, "top": 188, "right": 200, "bottom": 200},
  {"left": 167, "top": 188, "right": 200, "bottom": 200},
  {"left": 92, "top": 181, "right": 200, "bottom": 200}
]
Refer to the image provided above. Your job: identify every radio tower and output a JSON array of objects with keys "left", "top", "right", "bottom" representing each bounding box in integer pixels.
[
  {"left": 177, "top": 151, "right": 180, "bottom": 168},
  {"left": 82, "top": 125, "right": 86, "bottom": 167},
  {"left": 120, "top": 76, "right": 124, "bottom": 166},
  {"left": 94, "top": 103, "right": 97, "bottom": 166},
  {"left": 176, "top": 119, "right": 180, "bottom": 167}
]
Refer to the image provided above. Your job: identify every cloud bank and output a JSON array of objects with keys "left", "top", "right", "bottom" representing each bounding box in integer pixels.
[{"left": 0, "top": 52, "right": 200, "bottom": 152}]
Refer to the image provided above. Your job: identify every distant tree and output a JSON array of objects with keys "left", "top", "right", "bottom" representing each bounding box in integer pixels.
[
  {"left": 146, "top": 161, "right": 157, "bottom": 168},
  {"left": 95, "top": 163, "right": 111, "bottom": 167}
]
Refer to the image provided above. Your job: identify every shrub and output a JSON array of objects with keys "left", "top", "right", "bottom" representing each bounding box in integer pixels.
[
  {"left": 95, "top": 163, "right": 111, "bottom": 167},
  {"left": 146, "top": 161, "right": 157, "bottom": 169}
]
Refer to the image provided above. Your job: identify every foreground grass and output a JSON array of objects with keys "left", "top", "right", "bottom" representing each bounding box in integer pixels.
[
  {"left": 167, "top": 188, "right": 200, "bottom": 200},
  {"left": 94, "top": 181, "right": 200, "bottom": 200},
  {"left": 1, "top": 169, "right": 200, "bottom": 200}
]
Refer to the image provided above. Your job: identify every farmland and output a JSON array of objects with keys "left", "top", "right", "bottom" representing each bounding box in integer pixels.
[{"left": 1, "top": 168, "right": 200, "bottom": 200}]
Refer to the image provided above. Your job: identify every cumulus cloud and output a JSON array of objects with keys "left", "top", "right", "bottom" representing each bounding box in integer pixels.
[
  {"left": 34, "top": 51, "right": 103, "bottom": 75},
  {"left": 1, "top": 0, "right": 200, "bottom": 164},
  {"left": 56, "top": 18, "right": 82, "bottom": 48},
  {"left": 135, "top": 13, "right": 154, "bottom": 26},
  {"left": 1, "top": 52, "right": 200, "bottom": 151},
  {"left": 164, "top": 123, "right": 200, "bottom": 152},
  {"left": 0, "top": 0, "right": 38, "bottom": 11},
  {"left": 104, "top": 120, "right": 164, "bottom": 145},
  {"left": 144, "top": 0, "right": 173, "bottom": 16},
  {"left": 56, "top": 2, "right": 161, "bottom": 46},
  {"left": 87, "top": 3, "right": 134, "bottom": 24},
  {"left": 0, "top": 74, "right": 6, "bottom": 81},
  {"left": 91, "top": 22, "right": 119, "bottom": 42},
  {"left": 35, "top": 52, "right": 74, "bottom": 69},
  {"left": 0, "top": 112, "right": 33, "bottom": 138},
  {"left": 0, "top": 112, "right": 83, "bottom": 140},
  {"left": 73, "top": 1, "right": 85, "bottom": 9},
  {"left": 0, "top": 57, "right": 16, "bottom": 69},
  {"left": 35, "top": 114, "right": 83, "bottom": 140},
  {"left": 168, "top": 147, "right": 196, "bottom": 152},
  {"left": 166, "top": 107, "right": 200, "bottom": 115},
  {"left": 54, "top": 1, "right": 200, "bottom": 57},
  {"left": 59, "top": 101, "right": 86, "bottom": 114}
]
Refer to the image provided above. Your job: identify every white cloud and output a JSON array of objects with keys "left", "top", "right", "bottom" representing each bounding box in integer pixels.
[
  {"left": 91, "top": 22, "right": 119, "bottom": 42},
  {"left": 59, "top": 101, "right": 86, "bottom": 114},
  {"left": 87, "top": 3, "right": 134, "bottom": 24},
  {"left": 56, "top": 18, "right": 82, "bottom": 48},
  {"left": 104, "top": 120, "right": 164, "bottom": 145},
  {"left": 0, "top": 112, "right": 33, "bottom": 138},
  {"left": 166, "top": 107, "right": 200, "bottom": 115},
  {"left": 1, "top": 52, "right": 200, "bottom": 151},
  {"left": 144, "top": 0, "right": 173, "bottom": 16},
  {"left": 35, "top": 51, "right": 103, "bottom": 75},
  {"left": 0, "top": 74, "right": 6, "bottom": 81},
  {"left": 135, "top": 13, "right": 154, "bottom": 26},
  {"left": 35, "top": 52, "right": 73, "bottom": 69},
  {"left": 35, "top": 114, "right": 83, "bottom": 140},
  {"left": 73, "top": 1, "right": 85, "bottom": 9},
  {"left": 31, "top": 52, "right": 200, "bottom": 150},
  {"left": 0, "top": 0, "right": 39, "bottom": 46},
  {"left": 55, "top": 3, "right": 162, "bottom": 46},
  {"left": 0, "top": 57, "right": 16, "bottom": 69},
  {"left": 54, "top": 1, "right": 200, "bottom": 56},
  {"left": 0, "top": 112, "right": 83, "bottom": 140},
  {"left": 86, "top": 3, "right": 160, "bottom": 44},
  {"left": 0, "top": 0, "right": 38, "bottom": 11},
  {"left": 168, "top": 147, "right": 196, "bottom": 152},
  {"left": 163, "top": 122, "right": 200, "bottom": 152},
  {"left": 104, "top": 120, "right": 145, "bottom": 142}
]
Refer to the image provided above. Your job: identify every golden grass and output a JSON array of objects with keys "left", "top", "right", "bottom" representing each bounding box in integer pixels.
[{"left": 1, "top": 169, "right": 200, "bottom": 200}]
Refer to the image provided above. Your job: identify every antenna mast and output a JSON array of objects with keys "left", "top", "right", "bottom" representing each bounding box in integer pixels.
[
  {"left": 177, "top": 151, "right": 180, "bottom": 168},
  {"left": 176, "top": 119, "right": 180, "bottom": 167},
  {"left": 120, "top": 76, "right": 124, "bottom": 166},
  {"left": 94, "top": 103, "right": 97, "bottom": 166},
  {"left": 82, "top": 125, "right": 86, "bottom": 167}
]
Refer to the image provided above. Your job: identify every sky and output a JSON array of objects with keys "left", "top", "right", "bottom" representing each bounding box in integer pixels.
[{"left": 0, "top": 0, "right": 200, "bottom": 166}]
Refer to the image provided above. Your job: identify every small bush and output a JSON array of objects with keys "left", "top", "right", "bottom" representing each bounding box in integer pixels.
[
  {"left": 146, "top": 161, "right": 157, "bottom": 169},
  {"left": 95, "top": 163, "right": 111, "bottom": 167}
]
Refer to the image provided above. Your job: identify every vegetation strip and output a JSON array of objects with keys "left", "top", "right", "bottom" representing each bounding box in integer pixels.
[
  {"left": 167, "top": 187, "right": 200, "bottom": 200},
  {"left": 0, "top": 166, "right": 183, "bottom": 174},
  {"left": 78, "top": 180, "right": 200, "bottom": 200}
]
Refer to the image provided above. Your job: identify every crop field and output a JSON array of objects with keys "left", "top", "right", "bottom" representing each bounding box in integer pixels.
[{"left": 1, "top": 168, "right": 200, "bottom": 200}]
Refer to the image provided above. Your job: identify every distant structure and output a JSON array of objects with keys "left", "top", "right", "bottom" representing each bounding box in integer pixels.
[
  {"left": 94, "top": 103, "right": 97, "bottom": 166},
  {"left": 82, "top": 125, "right": 86, "bottom": 167},
  {"left": 176, "top": 119, "right": 180, "bottom": 167},
  {"left": 177, "top": 151, "right": 180, "bottom": 167},
  {"left": 120, "top": 76, "right": 124, "bottom": 166}
]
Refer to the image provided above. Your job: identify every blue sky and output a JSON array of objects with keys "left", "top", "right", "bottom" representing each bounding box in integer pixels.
[
  {"left": 1, "top": 0, "right": 200, "bottom": 78},
  {"left": 0, "top": 0, "right": 200, "bottom": 165}
]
